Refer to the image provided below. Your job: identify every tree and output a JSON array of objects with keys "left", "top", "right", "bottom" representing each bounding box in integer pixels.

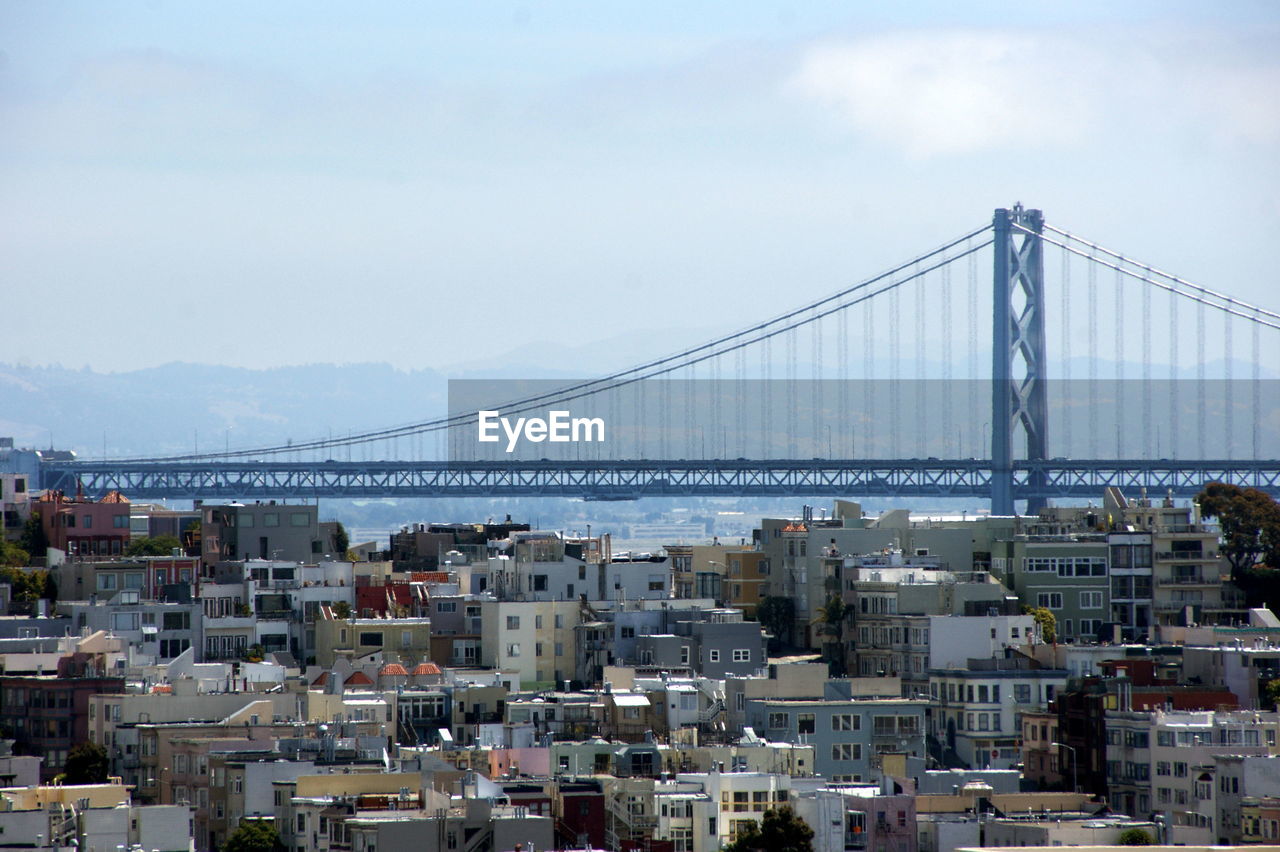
[
  {"left": 63, "top": 741, "right": 109, "bottom": 785},
  {"left": 224, "top": 820, "right": 286, "bottom": 852},
  {"left": 723, "top": 807, "right": 814, "bottom": 852},
  {"left": 757, "top": 596, "right": 796, "bottom": 651},
  {"left": 1024, "top": 606, "right": 1056, "bottom": 643},
  {"left": 814, "top": 596, "right": 849, "bottom": 677},
  {"left": 0, "top": 567, "right": 52, "bottom": 603},
  {"left": 1117, "top": 827, "right": 1153, "bottom": 846},
  {"left": 331, "top": 601, "right": 351, "bottom": 619},
  {"left": 18, "top": 516, "right": 47, "bottom": 561},
  {"left": 1265, "top": 678, "right": 1280, "bottom": 710},
  {"left": 1197, "top": 482, "right": 1280, "bottom": 578},
  {"left": 332, "top": 522, "right": 350, "bottom": 556},
  {"left": 125, "top": 535, "right": 183, "bottom": 557},
  {"left": 0, "top": 540, "right": 29, "bottom": 569}
]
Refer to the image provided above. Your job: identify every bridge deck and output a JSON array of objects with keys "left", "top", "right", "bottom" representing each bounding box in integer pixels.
[{"left": 39, "top": 459, "right": 1280, "bottom": 501}]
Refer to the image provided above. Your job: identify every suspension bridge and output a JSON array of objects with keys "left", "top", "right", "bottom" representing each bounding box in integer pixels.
[{"left": 39, "top": 205, "right": 1280, "bottom": 513}]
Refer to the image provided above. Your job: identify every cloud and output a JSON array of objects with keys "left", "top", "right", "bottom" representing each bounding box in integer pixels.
[{"left": 788, "top": 27, "right": 1280, "bottom": 158}]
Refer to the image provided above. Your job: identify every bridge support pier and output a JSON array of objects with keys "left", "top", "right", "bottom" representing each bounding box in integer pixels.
[{"left": 992, "top": 205, "right": 1049, "bottom": 516}]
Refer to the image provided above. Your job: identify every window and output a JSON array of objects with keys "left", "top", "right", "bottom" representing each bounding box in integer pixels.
[
  {"left": 620, "top": 626, "right": 635, "bottom": 639},
  {"left": 507, "top": 643, "right": 521, "bottom": 657},
  {"left": 290, "top": 512, "right": 310, "bottom": 526},
  {"left": 798, "top": 713, "right": 816, "bottom": 734},
  {"left": 709, "top": 649, "right": 720, "bottom": 662},
  {"left": 436, "top": 601, "right": 457, "bottom": 613},
  {"left": 767, "top": 712, "right": 789, "bottom": 729},
  {"left": 832, "top": 714, "right": 858, "bottom": 731},
  {"left": 1079, "top": 591, "right": 1103, "bottom": 609},
  {"left": 358, "top": 631, "right": 382, "bottom": 646},
  {"left": 732, "top": 649, "right": 750, "bottom": 662},
  {"left": 263, "top": 512, "right": 279, "bottom": 527},
  {"left": 831, "top": 743, "right": 861, "bottom": 761},
  {"left": 1014, "top": 684, "right": 1031, "bottom": 703},
  {"left": 1037, "top": 592, "right": 1064, "bottom": 609},
  {"left": 681, "top": 646, "right": 690, "bottom": 665}
]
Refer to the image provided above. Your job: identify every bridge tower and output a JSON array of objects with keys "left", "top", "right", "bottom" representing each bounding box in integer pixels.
[{"left": 991, "top": 205, "right": 1049, "bottom": 516}]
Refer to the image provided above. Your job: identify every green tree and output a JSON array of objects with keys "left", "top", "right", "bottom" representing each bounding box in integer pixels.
[
  {"left": 0, "top": 567, "right": 51, "bottom": 603},
  {"left": 757, "top": 596, "right": 796, "bottom": 651},
  {"left": 332, "top": 522, "right": 350, "bottom": 555},
  {"left": 814, "top": 596, "right": 849, "bottom": 677},
  {"left": 723, "top": 807, "right": 814, "bottom": 852},
  {"left": 1265, "top": 678, "right": 1280, "bottom": 710},
  {"left": 224, "top": 820, "right": 286, "bottom": 852},
  {"left": 331, "top": 601, "right": 351, "bottom": 619},
  {"left": 1024, "top": 606, "right": 1057, "bottom": 643},
  {"left": 1117, "top": 827, "right": 1153, "bottom": 846},
  {"left": 1197, "top": 482, "right": 1280, "bottom": 578},
  {"left": 125, "top": 535, "right": 184, "bottom": 557},
  {"left": 63, "top": 741, "right": 109, "bottom": 785},
  {"left": 0, "top": 540, "right": 29, "bottom": 569},
  {"left": 18, "top": 516, "right": 47, "bottom": 561}
]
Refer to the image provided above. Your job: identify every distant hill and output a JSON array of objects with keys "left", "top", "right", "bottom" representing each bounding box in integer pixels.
[{"left": 0, "top": 362, "right": 449, "bottom": 459}]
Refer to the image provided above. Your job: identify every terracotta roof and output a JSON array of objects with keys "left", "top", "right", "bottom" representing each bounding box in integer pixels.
[
  {"left": 379, "top": 663, "right": 409, "bottom": 676},
  {"left": 412, "top": 662, "right": 442, "bottom": 675},
  {"left": 311, "top": 672, "right": 330, "bottom": 686},
  {"left": 150, "top": 684, "right": 172, "bottom": 694},
  {"left": 344, "top": 671, "right": 374, "bottom": 686}
]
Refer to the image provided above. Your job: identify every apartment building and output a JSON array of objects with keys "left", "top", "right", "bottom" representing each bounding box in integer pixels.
[
  {"left": 1105, "top": 707, "right": 1279, "bottom": 844},
  {"left": 929, "top": 656, "right": 1068, "bottom": 770},
  {"left": 747, "top": 695, "right": 926, "bottom": 783}
]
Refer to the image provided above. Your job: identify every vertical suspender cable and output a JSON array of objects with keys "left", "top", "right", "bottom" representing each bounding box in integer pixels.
[
  {"left": 1115, "top": 267, "right": 1125, "bottom": 457},
  {"left": 1141, "top": 267, "right": 1152, "bottom": 459},
  {"left": 915, "top": 263, "right": 927, "bottom": 457},
  {"left": 839, "top": 299, "right": 849, "bottom": 457},
  {"left": 1253, "top": 313, "right": 1262, "bottom": 461},
  {"left": 1169, "top": 285, "right": 1178, "bottom": 459},
  {"left": 1087, "top": 259, "right": 1098, "bottom": 459},
  {"left": 941, "top": 255, "right": 953, "bottom": 456},
  {"left": 890, "top": 283, "right": 901, "bottom": 458},
  {"left": 968, "top": 242, "right": 979, "bottom": 457},
  {"left": 865, "top": 297, "right": 875, "bottom": 457},
  {"left": 1224, "top": 305, "right": 1234, "bottom": 460},
  {"left": 1061, "top": 245, "right": 1072, "bottom": 458},
  {"left": 1197, "top": 300, "right": 1206, "bottom": 460},
  {"left": 813, "top": 308, "right": 823, "bottom": 457}
]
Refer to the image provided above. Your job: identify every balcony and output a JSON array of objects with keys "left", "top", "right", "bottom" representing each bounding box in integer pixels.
[
  {"left": 1157, "top": 575, "right": 1220, "bottom": 587},
  {"left": 1155, "top": 600, "right": 1204, "bottom": 612},
  {"left": 1155, "top": 551, "right": 1219, "bottom": 562}
]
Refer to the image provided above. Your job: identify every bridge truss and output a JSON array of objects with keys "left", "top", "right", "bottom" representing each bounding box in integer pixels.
[{"left": 41, "top": 458, "right": 1280, "bottom": 502}]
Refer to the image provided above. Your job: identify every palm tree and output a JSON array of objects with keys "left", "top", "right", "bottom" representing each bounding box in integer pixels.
[{"left": 814, "top": 595, "right": 849, "bottom": 676}]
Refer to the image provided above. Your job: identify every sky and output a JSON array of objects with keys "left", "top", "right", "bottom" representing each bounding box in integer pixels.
[{"left": 2, "top": 1, "right": 1278, "bottom": 374}]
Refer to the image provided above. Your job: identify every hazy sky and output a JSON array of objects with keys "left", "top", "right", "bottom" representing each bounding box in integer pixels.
[{"left": 3, "top": 2, "right": 1278, "bottom": 373}]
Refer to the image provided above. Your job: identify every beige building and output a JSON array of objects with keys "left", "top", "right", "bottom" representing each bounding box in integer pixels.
[
  {"left": 480, "top": 599, "right": 582, "bottom": 687},
  {"left": 314, "top": 613, "right": 432, "bottom": 667}
]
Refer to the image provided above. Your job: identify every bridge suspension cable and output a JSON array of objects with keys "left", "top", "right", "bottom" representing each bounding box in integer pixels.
[{"left": 122, "top": 224, "right": 994, "bottom": 463}]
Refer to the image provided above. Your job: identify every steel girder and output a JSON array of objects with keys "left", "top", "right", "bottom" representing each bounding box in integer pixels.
[{"left": 39, "top": 458, "right": 1280, "bottom": 501}]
